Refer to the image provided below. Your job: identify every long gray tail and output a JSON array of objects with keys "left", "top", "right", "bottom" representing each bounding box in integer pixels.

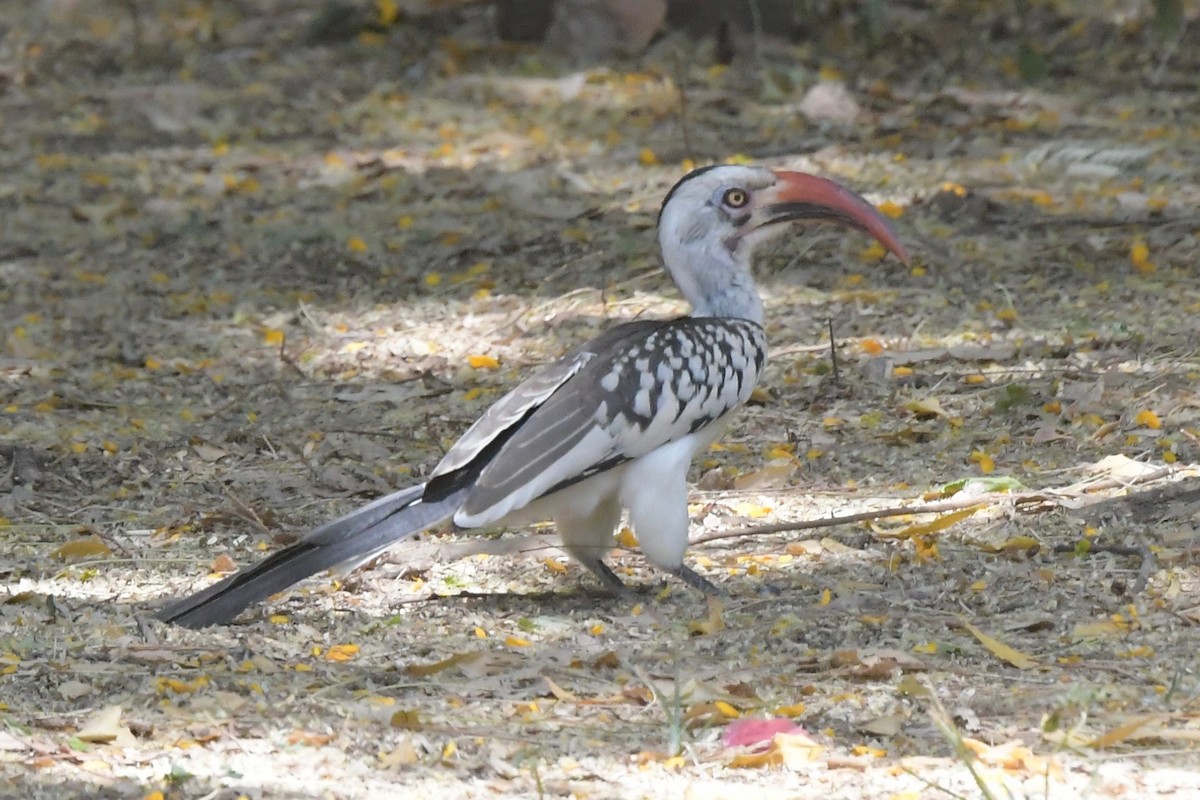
[{"left": 154, "top": 483, "right": 465, "bottom": 628}]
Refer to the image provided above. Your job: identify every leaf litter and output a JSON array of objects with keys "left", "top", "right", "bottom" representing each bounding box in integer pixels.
[{"left": 1, "top": 1, "right": 1199, "bottom": 798}]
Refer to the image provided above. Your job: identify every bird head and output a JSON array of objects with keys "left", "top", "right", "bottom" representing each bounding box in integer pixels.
[
  {"left": 658, "top": 164, "right": 909, "bottom": 265},
  {"left": 656, "top": 165, "right": 909, "bottom": 322}
]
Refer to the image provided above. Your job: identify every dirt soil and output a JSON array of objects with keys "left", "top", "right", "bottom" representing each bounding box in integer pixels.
[{"left": 2, "top": 2, "right": 1199, "bottom": 798}]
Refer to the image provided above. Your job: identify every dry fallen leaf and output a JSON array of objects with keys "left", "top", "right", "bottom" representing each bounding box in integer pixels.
[
  {"left": 883, "top": 507, "right": 981, "bottom": 539},
  {"left": 732, "top": 460, "right": 797, "bottom": 490},
  {"left": 379, "top": 738, "right": 420, "bottom": 767},
  {"left": 210, "top": 553, "right": 237, "bottom": 574},
  {"left": 959, "top": 619, "right": 1038, "bottom": 669},
  {"left": 1072, "top": 619, "right": 1130, "bottom": 639},
  {"left": 326, "top": 644, "right": 360, "bottom": 662},
  {"left": 903, "top": 397, "right": 947, "bottom": 418},
  {"left": 833, "top": 648, "right": 926, "bottom": 680},
  {"left": 728, "top": 730, "right": 825, "bottom": 768},
  {"left": 75, "top": 706, "right": 136, "bottom": 746},
  {"left": 859, "top": 714, "right": 905, "bottom": 737},
  {"left": 214, "top": 691, "right": 248, "bottom": 714},
  {"left": 543, "top": 675, "right": 577, "bottom": 701},
  {"left": 1089, "top": 714, "right": 1169, "bottom": 749},
  {"left": 52, "top": 537, "right": 112, "bottom": 561},
  {"left": 192, "top": 442, "right": 230, "bottom": 462},
  {"left": 0, "top": 730, "right": 29, "bottom": 753},
  {"left": 390, "top": 709, "right": 421, "bottom": 730},
  {"left": 405, "top": 651, "right": 485, "bottom": 678},
  {"left": 58, "top": 680, "right": 92, "bottom": 701},
  {"left": 688, "top": 596, "right": 725, "bottom": 636},
  {"left": 962, "top": 737, "right": 1061, "bottom": 777},
  {"left": 731, "top": 501, "right": 774, "bottom": 519}
]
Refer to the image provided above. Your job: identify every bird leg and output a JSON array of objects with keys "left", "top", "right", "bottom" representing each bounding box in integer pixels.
[
  {"left": 669, "top": 564, "right": 724, "bottom": 597},
  {"left": 555, "top": 498, "right": 638, "bottom": 598},
  {"left": 573, "top": 554, "right": 640, "bottom": 600}
]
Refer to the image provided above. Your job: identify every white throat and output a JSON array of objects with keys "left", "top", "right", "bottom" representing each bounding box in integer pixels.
[{"left": 659, "top": 231, "right": 764, "bottom": 325}]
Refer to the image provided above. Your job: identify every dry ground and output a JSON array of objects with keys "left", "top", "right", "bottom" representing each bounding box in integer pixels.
[{"left": 1, "top": 1, "right": 1199, "bottom": 798}]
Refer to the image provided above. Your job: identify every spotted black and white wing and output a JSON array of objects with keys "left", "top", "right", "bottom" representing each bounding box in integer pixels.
[
  {"left": 425, "top": 320, "right": 664, "bottom": 490},
  {"left": 449, "top": 317, "right": 767, "bottom": 527}
]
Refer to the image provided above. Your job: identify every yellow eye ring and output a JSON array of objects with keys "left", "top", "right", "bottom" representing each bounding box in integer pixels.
[{"left": 722, "top": 188, "right": 749, "bottom": 208}]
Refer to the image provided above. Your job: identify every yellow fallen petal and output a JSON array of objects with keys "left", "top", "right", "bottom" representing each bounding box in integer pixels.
[
  {"left": 326, "top": 644, "right": 360, "bottom": 662},
  {"left": 467, "top": 354, "right": 499, "bottom": 369},
  {"left": 876, "top": 200, "right": 904, "bottom": 218},
  {"left": 1135, "top": 409, "right": 1161, "bottom": 429},
  {"left": 615, "top": 527, "right": 639, "bottom": 548}
]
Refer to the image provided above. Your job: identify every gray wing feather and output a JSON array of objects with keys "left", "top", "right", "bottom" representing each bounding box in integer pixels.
[
  {"left": 431, "top": 320, "right": 670, "bottom": 482},
  {"left": 430, "top": 353, "right": 595, "bottom": 479}
]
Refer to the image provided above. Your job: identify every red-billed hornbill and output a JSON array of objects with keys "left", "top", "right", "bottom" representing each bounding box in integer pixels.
[{"left": 155, "top": 165, "right": 909, "bottom": 628}]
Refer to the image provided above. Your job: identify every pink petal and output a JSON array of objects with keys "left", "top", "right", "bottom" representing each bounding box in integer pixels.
[{"left": 722, "top": 718, "right": 801, "bottom": 749}]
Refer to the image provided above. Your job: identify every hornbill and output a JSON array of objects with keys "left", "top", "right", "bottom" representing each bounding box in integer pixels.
[{"left": 155, "top": 164, "right": 909, "bottom": 628}]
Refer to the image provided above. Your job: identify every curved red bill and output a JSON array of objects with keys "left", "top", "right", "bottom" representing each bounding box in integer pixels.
[{"left": 765, "top": 170, "right": 910, "bottom": 265}]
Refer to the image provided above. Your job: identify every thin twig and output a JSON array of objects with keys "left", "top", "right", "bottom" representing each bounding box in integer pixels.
[
  {"left": 1051, "top": 541, "right": 1158, "bottom": 594},
  {"left": 692, "top": 464, "right": 1182, "bottom": 545},
  {"left": 691, "top": 494, "right": 989, "bottom": 545},
  {"left": 899, "top": 766, "right": 973, "bottom": 800},
  {"left": 827, "top": 317, "right": 840, "bottom": 386},
  {"left": 221, "top": 486, "right": 271, "bottom": 535},
  {"left": 273, "top": 330, "right": 308, "bottom": 380}
]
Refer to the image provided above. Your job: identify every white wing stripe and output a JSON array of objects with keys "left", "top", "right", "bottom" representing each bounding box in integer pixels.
[
  {"left": 456, "top": 427, "right": 615, "bottom": 527},
  {"left": 498, "top": 405, "right": 595, "bottom": 487}
]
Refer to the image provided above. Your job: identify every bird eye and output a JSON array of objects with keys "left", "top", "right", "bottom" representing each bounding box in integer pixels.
[{"left": 722, "top": 188, "right": 749, "bottom": 208}]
